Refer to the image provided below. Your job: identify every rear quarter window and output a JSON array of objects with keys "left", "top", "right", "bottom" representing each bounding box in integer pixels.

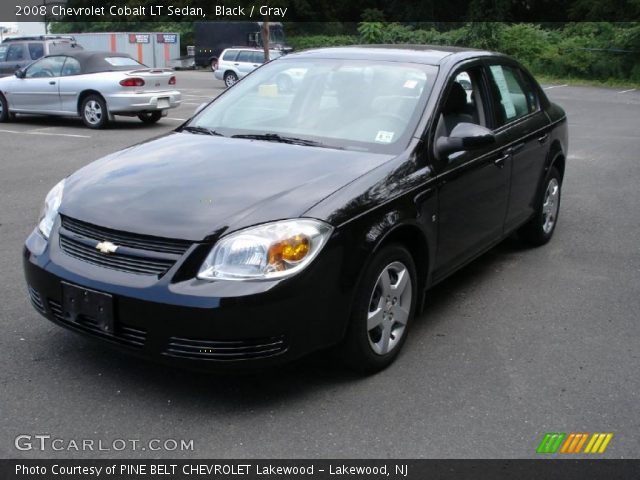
[
  {"left": 222, "top": 50, "right": 238, "bottom": 61},
  {"left": 28, "top": 42, "right": 44, "bottom": 60}
]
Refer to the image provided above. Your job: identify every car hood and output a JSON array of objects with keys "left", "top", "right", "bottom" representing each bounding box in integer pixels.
[{"left": 61, "top": 132, "right": 394, "bottom": 241}]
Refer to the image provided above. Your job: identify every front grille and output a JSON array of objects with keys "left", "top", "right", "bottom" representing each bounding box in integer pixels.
[
  {"left": 48, "top": 300, "right": 147, "bottom": 348},
  {"left": 59, "top": 216, "right": 192, "bottom": 276},
  {"left": 163, "top": 335, "right": 288, "bottom": 361},
  {"left": 27, "top": 285, "right": 45, "bottom": 314}
]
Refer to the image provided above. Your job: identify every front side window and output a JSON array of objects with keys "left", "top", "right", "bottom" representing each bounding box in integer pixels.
[
  {"left": 25, "top": 56, "right": 65, "bottom": 78},
  {"left": 487, "top": 64, "right": 538, "bottom": 127},
  {"left": 189, "top": 58, "right": 437, "bottom": 153},
  {"left": 0, "top": 45, "right": 7, "bottom": 62},
  {"left": 6, "top": 44, "right": 25, "bottom": 61},
  {"left": 61, "top": 57, "right": 81, "bottom": 76},
  {"left": 28, "top": 42, "right": 44, "bottom": 60}
]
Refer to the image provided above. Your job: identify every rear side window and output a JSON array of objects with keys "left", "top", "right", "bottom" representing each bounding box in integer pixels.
[
  {"left": 28, "top": 43, "right": 44, "bottom": 60},
  {"left": 252, "top": 51, "right": 266, "bottom": 64},
  {"left": 487, "top": 64, "right": 538, "bottom": 127},
  {"left": 222, "top": 50, "right": 238, "bottom": 61},
  {"left": 61, "top": 57, "right": 81, "bottom": 76},
  {"left": 236, "top": 51, "right": 253, "bottom": 63},
  {"left": 6, "top": 44, "right": 26, "bottom": 61}
]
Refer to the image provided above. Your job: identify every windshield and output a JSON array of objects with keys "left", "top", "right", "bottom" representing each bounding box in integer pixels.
[{"left": 187, "top": 58, "right": 437, "bottom": 153}]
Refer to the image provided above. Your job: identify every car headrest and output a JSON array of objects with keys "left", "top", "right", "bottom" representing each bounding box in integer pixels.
[{"left": 443, "top": 82, "right": 468, "bottom": 114}]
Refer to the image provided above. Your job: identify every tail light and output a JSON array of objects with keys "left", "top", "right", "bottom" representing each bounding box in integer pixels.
[
  {"left": 168, "top": 76, "right": 176, "bottom": 85},
  {"left": 119, "top": 77, "right": 145, "bottom": 87}
]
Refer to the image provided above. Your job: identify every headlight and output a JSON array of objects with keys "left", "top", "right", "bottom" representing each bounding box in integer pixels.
[
  {"left": 38, "top": 179, "right": 65, "bottom": 239},
  {"left": 197, "top": 219, "right": 333, "bottom": 281}
]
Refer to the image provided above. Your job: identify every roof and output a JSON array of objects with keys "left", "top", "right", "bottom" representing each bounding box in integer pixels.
[
  {"left": 286, "top": 45, "right": 498, "bottom": 66},
  {"left": 46, "top": 50, "right": 142, "bottom": 74}
]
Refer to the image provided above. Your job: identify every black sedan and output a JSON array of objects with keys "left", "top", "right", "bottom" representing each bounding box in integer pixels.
[{"left": 23, "top": 46, "right": 568, "bottom": 373}]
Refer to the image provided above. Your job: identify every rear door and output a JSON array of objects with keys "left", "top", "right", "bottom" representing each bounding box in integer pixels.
[
  {"left": 8, "top": 56, "right": 64, "bottom": 112},
  {"left": 235, "top": 50, "right": 258, "bottom": 78},
  {"left": 484, "top": 62, "right": 551, "bottom": 231}
]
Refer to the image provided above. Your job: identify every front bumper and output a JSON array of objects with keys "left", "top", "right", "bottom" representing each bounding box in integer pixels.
[
  {"left": 23, "top": 227, "right": 349, "bottom": 371},
  {"left": 105, "top": 90, "right": 182, "bottom": 114}
]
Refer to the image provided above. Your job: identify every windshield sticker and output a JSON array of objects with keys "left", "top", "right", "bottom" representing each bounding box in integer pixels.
[
  {"left": 258, "top": 84, "right": 278, "bottom": 97},
  {"left": 403, "top": 79, "right": 418, "bottom": 89},
  {"left": 375, "top": 131, "right": 395, "bottom": 143},
  {"left": 489, "top": 65, "right": 516, "bottom": 119}
]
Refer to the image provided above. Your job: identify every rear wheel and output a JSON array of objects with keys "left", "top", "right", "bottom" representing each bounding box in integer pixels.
[
  {"left": 340, "top": 244, "right": 417, "bottom": 373},
  {"left": 81, "top": 94, "right": 108, "bottom": 129},
  {"left": 519, "top": 166, "right": 562, "bottom": 246},
  {"left": 210, "top": 58, "right": 218, "bottom": 71},
  {"left": 0, "top": 94, "right": 9, "bottom": 122},
  {"left": 137, "top": 111, "right": 163, "bottom": 124},
  {"left": 224, "top": 71, "right": 238, "bottom": 88}
]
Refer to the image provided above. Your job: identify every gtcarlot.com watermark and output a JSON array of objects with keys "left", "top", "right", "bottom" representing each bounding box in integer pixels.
[{"left": 15, "top": 434, "right": 194, "bottom": 452}]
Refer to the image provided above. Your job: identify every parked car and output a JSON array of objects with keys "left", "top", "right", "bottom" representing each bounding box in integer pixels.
[
  {"left": 23, "top": 46, "right": 567, "bottom": 373},
  {"left": 214, "top": 47, "right": 283, "bottom": 87},
  {"left": 0, "top": 35, "right": 82, "bottom": 77},
  {"left": 0, "top": 51, "right": 181, "bottom": 128}
]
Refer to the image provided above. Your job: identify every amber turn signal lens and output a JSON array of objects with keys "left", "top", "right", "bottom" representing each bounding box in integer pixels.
[{"left": 268, "top": 235, "right": 310, "bottom": 269}]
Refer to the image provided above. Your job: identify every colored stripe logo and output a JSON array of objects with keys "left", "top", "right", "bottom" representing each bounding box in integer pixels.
[{"left": 537, "top": 433, "right": 613, "bottom": 454}]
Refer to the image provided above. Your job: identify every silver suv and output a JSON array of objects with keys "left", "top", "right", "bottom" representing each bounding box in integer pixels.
[
  {"left": 0, "top": 35, "right": 82, "bottom": 77},
  {"left": 214, "top": 48, "right": 282, "bottom": 87}
]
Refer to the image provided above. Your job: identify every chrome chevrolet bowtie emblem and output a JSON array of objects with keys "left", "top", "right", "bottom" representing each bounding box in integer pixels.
[{"left": 96, "top": 241, "right": 118, "bottom": 254}]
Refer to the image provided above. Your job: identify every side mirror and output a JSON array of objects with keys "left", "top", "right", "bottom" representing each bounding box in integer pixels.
[
  {"left": 194, "top": 102, "right": 207, "bottom": 115},
  {"left": 435, "top": 123, "right": 495, "bottom": 159},
  {"left": 14, "top": 69, "right": 25, "bottom": 79}
]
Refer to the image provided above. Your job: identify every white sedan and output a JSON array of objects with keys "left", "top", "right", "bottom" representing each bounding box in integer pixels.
[{"left": 0, "top": 51, "right": 181, "bottom": 128}]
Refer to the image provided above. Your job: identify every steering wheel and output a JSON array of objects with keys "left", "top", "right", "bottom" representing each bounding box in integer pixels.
[
  {"left": 32, "top": 69, "right": 54, "bottom": 78},
  {"left": 372, "top": 113, "right": 406, "bottom": 124}
]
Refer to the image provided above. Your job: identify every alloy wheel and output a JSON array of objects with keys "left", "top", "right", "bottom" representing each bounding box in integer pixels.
[
  {"left": 367, "top": 261, "right": 412, "bottom": 355},
  {"left": 84, "top": 100, "right": 103, "bottom": 125},
  {"left": 542, "top": 178, "right": 560, "bottom": 234}
]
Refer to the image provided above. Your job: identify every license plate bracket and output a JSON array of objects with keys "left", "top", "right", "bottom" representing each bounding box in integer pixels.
[
  {"left": 62, "top": 282, "right": 114, "bottom": 333},
  {"left": 157, "top": 97, "right": 170, "bottom": 109}
]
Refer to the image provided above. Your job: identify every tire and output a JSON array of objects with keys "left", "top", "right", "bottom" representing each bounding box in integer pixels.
[
  {"left": 0, "top": 94, "right": 9, "bottom": 122},
  {"left": 224, "top": 71, "right": 238, "bottom": 88},
  {"left": 519, "top": 166, "right": 562, "bottom": 246},
  {"left": 137, "top": 111, "right": 163, "bottom": 124},
  {"left": 210, "top": 59, "right": 218, "bottom": 72},
  {"left": 81, "top": 94, "right": 108, "bottom": 129},
  {"left": 340, "top": 244, "right": 417, "bottom": 373}
]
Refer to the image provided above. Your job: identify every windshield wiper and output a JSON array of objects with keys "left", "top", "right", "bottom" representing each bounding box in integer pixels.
[
  {"left": 181, "top": 126, "right": 225, "bottom": 136},
  {"left": 231, "top": 133, "right": 336, "bottom": 148}
]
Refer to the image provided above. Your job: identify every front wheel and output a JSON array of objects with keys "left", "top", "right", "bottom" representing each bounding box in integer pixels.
[
  {"left": 519, "top": 166, "right": 562, "bottom": 246},
  {"left": 340, "top": 244, "right": 417, "bottom": 373},
  {"left": 81, "top": 94, "right": 108, "bottom": 129},
  {"left": 224, "top": 71, "right": 238, "bottom": 88},
  {"left": 0, "top": 94, "right": 9, "bottom": 122},
  {"left": 137, "top": 111, "right": 163, "bottom": 124}
]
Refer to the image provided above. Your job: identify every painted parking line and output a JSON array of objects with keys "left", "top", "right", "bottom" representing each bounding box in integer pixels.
[
  {"left": 618, "top": 88, "right": 636, "bottom": 94},
  {"left": 0, "top": 128, "right": 90, "bottom": 138},
  {"left": 543, "top": 84, "right": 568, "bottom": 90},
  {"left": 165, "top": 118, "right": 188, "bottom": 122}
]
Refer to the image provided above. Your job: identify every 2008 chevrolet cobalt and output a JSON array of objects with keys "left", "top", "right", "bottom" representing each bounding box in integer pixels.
[{"left": 24, "top": 46, "right": 568, "bottom": 372}]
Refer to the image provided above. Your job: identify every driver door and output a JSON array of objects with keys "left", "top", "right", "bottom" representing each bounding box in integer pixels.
[
  {"left": 431, "top": 64, "right": 511, "bottom": 281},
  {"left": 8, "top": 56, "right": 65, "bottom": 112}
]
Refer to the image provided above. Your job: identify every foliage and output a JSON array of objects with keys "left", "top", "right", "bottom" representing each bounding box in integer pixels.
[{"left": 290, "top": 22, "right": 640, "bottom": 82}]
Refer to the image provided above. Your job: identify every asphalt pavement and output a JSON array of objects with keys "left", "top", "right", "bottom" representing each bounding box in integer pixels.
[{"left": 0, "top": 71, "right": 639, "bottom": 459}]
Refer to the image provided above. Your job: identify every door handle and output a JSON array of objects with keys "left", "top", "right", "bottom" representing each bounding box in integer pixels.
[
  {"left": 49, "top": 81, "right": 56, "bottom": 85},
  {"left": 494, "top": 154, "right": 509, "bottom": 168},
  {"left": 538, "top": 133, "right": 549, "bottom": 144},
  {"left": 234, "top": 63, "right": 240, "bottom": 66}
]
